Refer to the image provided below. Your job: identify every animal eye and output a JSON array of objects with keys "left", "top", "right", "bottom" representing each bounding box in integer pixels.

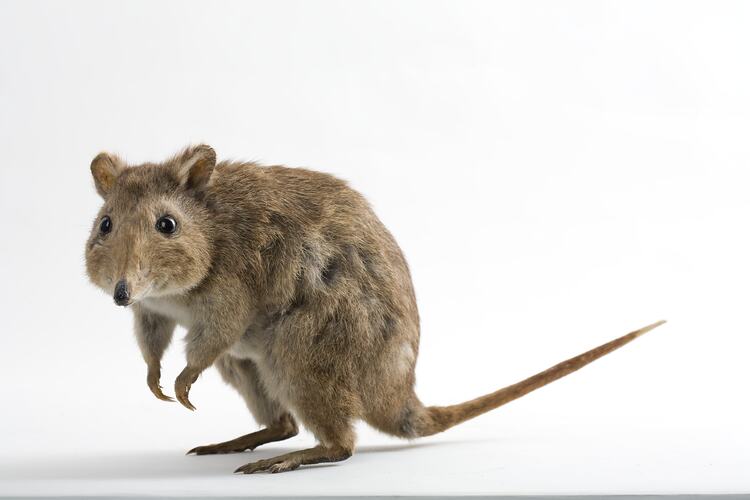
[
  {"left": 155, "top": 215, "right": 177, "bottom": 234},
  {"left": 99, "top": 216, "right": 112, "bottom": 235}
]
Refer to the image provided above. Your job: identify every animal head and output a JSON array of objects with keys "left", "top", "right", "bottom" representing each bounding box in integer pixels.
[{"left": 85, "top": 145, "right": 216, "bottom": 306}]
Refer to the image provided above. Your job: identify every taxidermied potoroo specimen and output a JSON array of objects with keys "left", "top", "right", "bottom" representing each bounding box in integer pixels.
[{"left": 85, "top": 145, "right": 664, "bottom": 474}]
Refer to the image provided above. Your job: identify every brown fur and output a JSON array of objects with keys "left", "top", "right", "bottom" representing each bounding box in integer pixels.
[{"left": 85, "top": 145, "right": 664, "bottom": 473}]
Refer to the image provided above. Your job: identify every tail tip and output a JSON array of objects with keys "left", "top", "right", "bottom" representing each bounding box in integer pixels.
[{"left": 635, "top": 319, "right": 667, "bottom": 336}]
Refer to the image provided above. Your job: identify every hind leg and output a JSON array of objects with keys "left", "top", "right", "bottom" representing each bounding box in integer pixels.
[
  {"left": 234, "top": 442, "right": 353, "bottom": 474},
  {"left": 188, "top": 413, "right": 297, "bottom": 455},
  {"left": 233, "top": 303, "right": 367, "bottom": 473},
  {"left": 187, "top": 355, "right": 298, "bottom": 455},
  {"left": 234, "top": 408, "right": 355, "bottom": 474},
  {"left": 234, "top": 380, "right": 357, "bottom": 473}
]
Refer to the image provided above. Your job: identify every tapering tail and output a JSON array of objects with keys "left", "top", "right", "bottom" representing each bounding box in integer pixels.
[{"left": 414, "top": 320, "right": 665, "bottom": 437}]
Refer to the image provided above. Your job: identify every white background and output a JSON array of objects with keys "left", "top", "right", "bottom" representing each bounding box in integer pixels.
[{"left": 0, "top": 0, "right": 748, "bottom": 496}]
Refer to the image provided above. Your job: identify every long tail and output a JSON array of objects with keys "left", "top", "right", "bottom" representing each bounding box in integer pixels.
[{"left": 414, "top": 320, "right": 665, "bottom": 437}]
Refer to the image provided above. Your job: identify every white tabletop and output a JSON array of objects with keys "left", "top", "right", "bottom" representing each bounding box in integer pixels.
[{"left": 1, "top": 415, "right": 747, "bottom": 498}]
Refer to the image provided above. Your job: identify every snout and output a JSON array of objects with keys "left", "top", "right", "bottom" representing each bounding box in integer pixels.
[{"left": 113, "top": 279, "right": 131, "bottom": 306}]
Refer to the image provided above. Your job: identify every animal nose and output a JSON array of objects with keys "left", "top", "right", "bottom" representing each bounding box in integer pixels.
[{"left": 113, "top": 279, "right": 131, "bottom": 306}]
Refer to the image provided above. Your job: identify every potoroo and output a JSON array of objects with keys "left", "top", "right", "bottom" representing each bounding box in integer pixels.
[{"left": 85, "top": 145, "right": 664, "bottom": 474}]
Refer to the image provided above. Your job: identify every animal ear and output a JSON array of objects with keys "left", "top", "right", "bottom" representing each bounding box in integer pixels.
[
  {"left": 90, "top": 152, "right": 124, "bottom": 199},
  {"left": 175, "top": 145, "right": 216, "bottom": 192}
]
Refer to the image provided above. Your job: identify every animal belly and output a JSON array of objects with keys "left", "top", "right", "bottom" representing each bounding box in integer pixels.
[
  {"left": 225, "top": 335, "right": 299, "bottom": 415},
  {"left": 226, "top": 330, "right": 266, "bottom": 362}
]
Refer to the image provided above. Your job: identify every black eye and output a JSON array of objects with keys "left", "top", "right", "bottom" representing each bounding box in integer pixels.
[
  {"left": 99, "top": 216, "right": 112, "bottom": 235},
  {"left": 156, "top": 215, "right": 177, "bottom": 234}
]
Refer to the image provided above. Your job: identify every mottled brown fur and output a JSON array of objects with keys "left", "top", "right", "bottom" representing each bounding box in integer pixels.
[{"left": 85, "top": 145, "right": 664, "bottom": 474}]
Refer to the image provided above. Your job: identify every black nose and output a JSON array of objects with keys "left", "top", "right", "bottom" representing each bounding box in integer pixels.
[{"left": 113, "top": 279, "right": 131, "bottom": 306}]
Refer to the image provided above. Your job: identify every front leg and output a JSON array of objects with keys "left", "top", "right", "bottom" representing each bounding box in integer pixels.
[
  {"left": 133, "top": 305, "right": 176, "bottom": 402},
  {"left": 175, "top": 306, "right": 247, "bottom": 411}
]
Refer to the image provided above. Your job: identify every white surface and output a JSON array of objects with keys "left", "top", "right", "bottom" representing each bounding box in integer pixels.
[
  {"left": 1, "top": 0, "right": 750, "bottom": 496},
  {"left": 0, "top": 418, "right": 748, "bottom": 497}
]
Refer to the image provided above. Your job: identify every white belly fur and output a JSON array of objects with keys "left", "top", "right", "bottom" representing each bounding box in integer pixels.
[
  {"left": 140, "top": 297, "right": 194, "bottom": 328},
  {"left": 226, "top": 325, "right": 297, "bottom": 414},
  {"left": 227, "top": 335, "right": 264, "bottom": 361}
]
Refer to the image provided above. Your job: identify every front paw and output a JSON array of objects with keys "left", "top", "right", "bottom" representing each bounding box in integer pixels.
[
  {"left": 147, "top": 366, "right": 175, "bottom": 402},
  {"left": 175, "top": 366, "right": 200, "bottom": 411}
]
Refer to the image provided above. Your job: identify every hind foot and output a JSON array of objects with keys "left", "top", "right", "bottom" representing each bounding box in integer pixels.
[
  {"left": 187, "top": 414, "right": 298, "bottom": 455},
  {"left": 234, "top": 444, "right": 352, "bottom": 474}
]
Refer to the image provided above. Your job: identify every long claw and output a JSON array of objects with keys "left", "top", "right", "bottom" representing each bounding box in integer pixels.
[
  {"left": 187, "top": 445, "right": 219, "bottom": 455},
  {"left": 147, "top": 367, "right": 175, "bottom": 402},
  {"left": 149, "top": 384, "right": 175, "bottom": 402},
  {"left": 156, "top": 391, "right": 176, "bottom": 402},
  {"left": 177, "top": 390, "right": 196, "bottom": 411},
  {"left": 175, "top": 366, "right": 200, "bottom": 411}
]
